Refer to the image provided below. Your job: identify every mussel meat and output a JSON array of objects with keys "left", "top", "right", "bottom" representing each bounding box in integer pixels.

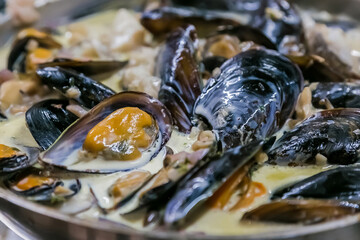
[
  {"left": 26, "top": 99, "right": 79, "bottom": 150},
  {"left": 8, "top": 28, "right": 61, "bottom": 73},
  {"left": 194, "top": 49, "right": 304, "bottom": 150},
  {"left": 0, "top": 144, "right": 39, "bottom": 172},
  {"left": 5, "top": 168, "right": 81, "bottom": 203},
  {"left": 40, "top": 92, "right": 172, "bottom": 173},
  {"left": 156, "top": 25, "right": 202, "bottom": 133},
  {"left": 164, "top": 140, "right": 262, "bottom": 226},
  {"left": 242, "top": 199, "right": 360, "bottom": 225},
  {"left": 36, "top": 67, "right": 116, "bottom": 109},
  {"left": 272, "top": 166, "right": 360, "bottom": 201},
  {"left": 267, "top": 109, "right": 360, "bottom": 166}
]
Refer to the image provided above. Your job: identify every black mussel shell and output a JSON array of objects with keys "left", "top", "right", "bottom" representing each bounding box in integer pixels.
[
  {"left": 242, "top": 199, "right": 360, "bottom": 225},
  {"left": 5, "top": 168, "right": 81, "bottom": 203},
  {"left": 164, "top": 140, "right": 262, "bottom": 227},
  {"left": 170, "top": 0, "right": 263, "bottom": 13},
  {"left": 8, "top": 29, "right": 61, "bottom": 73},
  {"left": 251, "top": 0, "right": 305, "bottom": 55},
  {"left": 215, "top": 25, "right": 277, "bottom": 50},
  {"left": 194, "top": 49, "right": 303, "bottom": 150},
  {"left": 26, "top": 99, "right": 79, "bottom": 150},
  {"left": 272, "top": 167, "right": 360, "bottom": 201},
  {"left": 311, "top": 82, "right": 360, "bottom": 109},
  {"left": 0, "top": 146, "right": 39, "bottom": 173},
  {"left": 267, "top": 109, "right": 360, "bottom": 166},
  {"left": 36, "top": 67, "right": 115, "bottom": 109},
  {"left": 157, "top": 25, "right": 202, "bottom": 133},
  {"left": 141, "top": 7, "right": 240, "bottom": 37},
  {"left": 202, "top": 56, "right": 228, "bottom": 73},
  {"left": 38, "top": 58, "right": 128, "bottom": 81},
  {"left": 41, "top": 92, "right": 172, "bottom": 173}
]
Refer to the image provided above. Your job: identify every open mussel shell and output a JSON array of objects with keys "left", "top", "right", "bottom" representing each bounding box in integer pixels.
[
  {"left": 242, "top": 199, "right": 360, "bottom": 225},
  {"left": 40, "top": 92, "right": 172, "bottom": 173},
  {"left": 38, "top": 58, "right": 128, "bottom": 81},
  {"left": 4, "top": 168, "right": 81, "bottom": 203},
  {"left": 163, "top": 140, "right": 262, "bottom": 227},
  {"left": 141, "top": 7, "right": 241, "bottom": 37},
  {"left": 267, "top": 108, "right": 360, "bottom": 166},
  {"left": 0, "top": 146, "right": 39, "bottom": 173},
  {"left": 36, "top": 67, "right": 116, "bottom": 109},
  {"left": 157, "top": 25, "right": 202, "bottom": 133},
  {"left": 311, "top": 82, "right": 360, "bottom": 109},
  {"left": 116, "top": 147, "right": 214, "bottom": 215},
  {"left": 8, "top": 28, "right": 62, "bottom": 73},
  {"left": 26, "top": 99, "right": 79, "bottom": 151},
  {"left": 272, "top": 166, "right": 360, "bottom": 201},
  {"left": 194, "top": 48, "right": 303, "bottom": 150}
]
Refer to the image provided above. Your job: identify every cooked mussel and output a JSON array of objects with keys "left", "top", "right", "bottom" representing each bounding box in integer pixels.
[
  {"left": 38, "top": 58, "right": 128, "bottom": 81},
  {"left": 116, "top": 148, "right": 213, "bottom": 215},
  {"left": 8, "top": 28, "right": 61, "bottom": 73},
  {"left": 36, "top": 67, "right": 115, "bottom": 109},
  {"left": 311, "top": 82, "right": 360, "bottom": 109},
  {"left": 26, "top": 99, "right": 79, "bottom": 150},
  {"left": 251, "top": 0, "right": 305, "bottom": 55},
  {"left": 141, "top": 7, "right": 241, "bottom": 37},
  {"left": 267, "top": 109, "right": 360, "bottom": 166},
  {"left": 164, "top": 140, "right": 262, "bottom": 227},
  {"left": 272, "top": 167, "right": 360, "bottom": 201},
  {"left": 194, "top": 49, "right": 304, "bottom": 150},
  {"left": 5, "top": 168, "right": 81, "bottom": 203},
  {"left": 0, "top": 145, "right": 39, "bottom": 172},
  {"left": 40, "top": 92, "right": 172, "bottom": 173},
  {"left": 242, "top": 199, "right": 360, "bottom": 225},
  {"left": 157, "top": 25, "right": 202, "bottom": 133}
]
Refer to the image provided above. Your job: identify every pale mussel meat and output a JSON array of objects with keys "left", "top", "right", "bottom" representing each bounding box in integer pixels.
[
  {"left": 267, "top": 109, "right": 360, "bottom": 166},
  {"left": 156, "top": 25, "right": 202, "bottom": 133},
  {"left": 40, "top": 92, "right": 172, "bottom": 173},
  {"left": 26, "top": 99, "right": 79, "bottom": 150}
]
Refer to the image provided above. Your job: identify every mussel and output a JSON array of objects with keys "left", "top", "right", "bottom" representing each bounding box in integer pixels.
[
  {"left": 164, "top": 140, "right": 262, "bottom": 226},
  {"left": 5, "top": 168, "right": 81, "bottom": 203},
  {"left": 311, "top": 82, "right": 360, "bottom": 109},
  {"left": 272, "top": 167, "right": 360, "bottom": 201},
  {"left": 40, "top": 92, "right": 172, "bottom": 173},
  {"left": 141, "top": 7, "right": 241, "bottom": 37},
  {"left": 194, "top": 49, "right": 304, "bottom": 150},
  {"left": 156, "top": 25, "right": 202, "bottom": 133},
  {"left": 242, "top": 199, "right": 360, "bottom": 224},
  {"left": 0, "top": 144, "right": 39, "bottom": 172},
  {"left": 38, "top": 58, "right": 128, "bottom": 81},
  {"left": 267, "top": 109, "right": 360, "bottom": 166},
  {"left": 8, "top": 28, "right": 61, "bottom": 73},
  {"left": 251, "top": 0, "right": 305, "bottom": 55},
  {"left": 26, "top": 99, "right": 79, "bottom": 150},
  {"left": 36, "top": 67, "right": 116, "bottom": 109}
]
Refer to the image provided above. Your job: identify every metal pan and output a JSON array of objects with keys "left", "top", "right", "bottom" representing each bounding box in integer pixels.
[{"left": 1, "top": 0, "right": 360, "bottom": 239}]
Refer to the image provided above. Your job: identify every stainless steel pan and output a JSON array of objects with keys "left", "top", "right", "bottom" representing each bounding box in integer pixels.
[{"left": 1, "top": 0, "right": 360, "bottom": 239}]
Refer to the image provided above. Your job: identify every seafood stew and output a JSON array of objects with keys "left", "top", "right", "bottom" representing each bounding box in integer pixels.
[{"left": 1, "top": 0, "right": 360, "bottom": 237}]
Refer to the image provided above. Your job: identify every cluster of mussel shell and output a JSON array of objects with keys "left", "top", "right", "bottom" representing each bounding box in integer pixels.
[{"left": 2, "top": 0, "right": 360, "bottom": 231}]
